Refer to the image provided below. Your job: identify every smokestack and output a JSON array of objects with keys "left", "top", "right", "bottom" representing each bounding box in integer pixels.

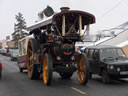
[{"left": 60, "top": 7, "right": 70, "bottom": 12}]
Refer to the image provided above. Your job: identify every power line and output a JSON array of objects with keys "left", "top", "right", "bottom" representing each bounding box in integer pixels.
[{"left": 99, "top": 0, "right": 125, "bottom": 20}]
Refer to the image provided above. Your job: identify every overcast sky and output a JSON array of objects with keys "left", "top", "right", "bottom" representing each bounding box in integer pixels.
[{"left": 0, "top": 0, "right": 128, "bottom": 40}]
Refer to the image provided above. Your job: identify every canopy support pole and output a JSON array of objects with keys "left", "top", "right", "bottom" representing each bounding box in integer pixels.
[
  {"left": 62, "top": 15, "right": 65, "bottom": 36},
  {"left": 79, "top": 15, "right": 82, "bottom": 36}
]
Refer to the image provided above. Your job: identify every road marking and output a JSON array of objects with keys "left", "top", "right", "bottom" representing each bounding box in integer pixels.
[{"left": 71, "top": 87, "right": 87, "bottom": 95}]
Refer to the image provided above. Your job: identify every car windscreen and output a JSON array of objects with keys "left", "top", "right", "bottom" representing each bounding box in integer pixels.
[
  {"left": 14, "top": 50, "right": 18, "bottom": 54},
  {"left": 11, "top": 50, "right": 18, "bottom": 55},
  {"left": 100, "top": 48, "right": 127, "bottom": 60}
]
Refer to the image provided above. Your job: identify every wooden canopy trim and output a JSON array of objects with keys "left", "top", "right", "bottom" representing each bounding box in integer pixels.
[{"left": 52, "top": 10, "right": 96, "bottom": 25}]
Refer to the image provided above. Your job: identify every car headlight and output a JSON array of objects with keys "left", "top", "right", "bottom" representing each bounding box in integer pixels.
[{"left": 117, "top": 68, "right": 120, "bottom": 72}]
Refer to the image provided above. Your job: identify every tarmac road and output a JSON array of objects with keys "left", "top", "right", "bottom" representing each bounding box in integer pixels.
[{"left": 0, "top": 54, "right": 128, "bottom": 96}]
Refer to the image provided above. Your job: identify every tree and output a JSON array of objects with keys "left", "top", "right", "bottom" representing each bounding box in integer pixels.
[
  {"left": 14, "top": 12, "right": 28, "bottom": 38},
  {"left": 12, "top": 12, "right": 28, "bottom": 48}
]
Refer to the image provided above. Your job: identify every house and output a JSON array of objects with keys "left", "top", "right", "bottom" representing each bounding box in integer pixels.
[{"left": 7, "top": 40, "right": 15, "bottom": 49}]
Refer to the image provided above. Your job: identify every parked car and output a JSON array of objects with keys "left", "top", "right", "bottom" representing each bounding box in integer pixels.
[
  {"left": 1, "top": 49, "right": 7, "bottom": 56},
  {"left": 0, "top": 49, "right": 2, "bottom": 54},
  {"left": 0, "top": 61, "right": 2, "bottom": 79},
  {"left": 84, "top": 45, "right": 128, "bottom": 83},
  {"left": 10, "top": 49, "right": 18, "bottom": 61}
]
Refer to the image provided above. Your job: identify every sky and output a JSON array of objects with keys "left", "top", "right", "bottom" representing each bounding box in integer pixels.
[{"left": 0, "top": 0, "right": 128, "bottom": 40}]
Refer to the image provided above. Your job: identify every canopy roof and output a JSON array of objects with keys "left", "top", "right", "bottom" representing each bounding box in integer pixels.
[
  {"left": 27, "top": 10, "right": 95, "bottom": 31},
  {"left": 27, "top": 16, "right": 53, "bottom": 31},
  {"left": 53, "top": 10, "right": 95, "bottom": 25}
]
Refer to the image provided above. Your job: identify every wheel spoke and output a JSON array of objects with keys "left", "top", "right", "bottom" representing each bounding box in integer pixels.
[
  {"left": 29, "top": 64, "right": 33, "bottom": 69},
  {"left": 27, "top": 41, "right": 34, "bottom": 79},
  {"left": 27, "top": 56, "right": 31, "bottom": 60},
  {"left": 28, "top": 49, "right": 33, "bottom": 54},
  {"left": 77, "top": 55, "right": 86, "bottom": 83}
]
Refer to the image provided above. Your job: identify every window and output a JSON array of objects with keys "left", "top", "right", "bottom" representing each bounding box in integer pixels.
[
  {"left": 117, "top": 48, "right": 126, "bottom": 57},
  {"left": 23, "top": 39, "right": 26, "bottom": 55},
  {"left": 100, "top": 48, "right": 127, "bottom": 60},
  {"left": 85, "top": 49, "right": 89, "bottom": 56},
  {"left": 19, "top": 42, "right": 22, "bottom": 56},
  {"left": 93, "top": 50, "right": 99, "bottom": 60},
  {"left": 88, "top": 49, "right": 94, "bottom": 59},
  {"left": 18, "top": 39, "right": 26, "bottom": 56}
]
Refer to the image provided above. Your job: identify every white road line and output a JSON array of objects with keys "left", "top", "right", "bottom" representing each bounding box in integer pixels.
[{"left": 71, "top": 87, "right": 87, "bottom": 95}]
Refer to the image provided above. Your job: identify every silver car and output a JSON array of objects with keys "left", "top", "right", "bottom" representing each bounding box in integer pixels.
[{"left": 10, "top": 49, "right": 18, "bottom": 61}]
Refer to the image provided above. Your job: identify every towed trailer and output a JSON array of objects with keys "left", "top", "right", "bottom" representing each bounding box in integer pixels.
[
  {"left": 18, "top": 36, "right": 33, "bottom": 72},
  {"left": 27, "top": 7, "right": 95, "bottom": 85}
]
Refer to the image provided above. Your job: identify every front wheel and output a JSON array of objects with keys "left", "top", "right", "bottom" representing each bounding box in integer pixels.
[
  {"left": 77, "top": 53, "right": 89, "bottom": 85},
  {"left": 42, "top": 52, "right": 53, "bottom": 86}
]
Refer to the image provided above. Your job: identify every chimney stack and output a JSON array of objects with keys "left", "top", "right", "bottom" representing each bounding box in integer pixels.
[{"left": 60, "top": 7, "right": 70, "bottom": 12}]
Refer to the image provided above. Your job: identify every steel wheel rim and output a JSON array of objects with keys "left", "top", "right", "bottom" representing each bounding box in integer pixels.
[
  {"left": 77, "top": 57, "right": 86, "bottom": 83},
  {"left": 43, "top": 55, "right": 48, "bottom": 84},
  {"left": 27, "top": 41, "right": 34, "bottom": 78}
]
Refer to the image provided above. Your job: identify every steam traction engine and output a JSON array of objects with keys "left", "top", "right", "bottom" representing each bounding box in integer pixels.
[{"left": 27, "top": 7, "right": 95, "bottom": 85}]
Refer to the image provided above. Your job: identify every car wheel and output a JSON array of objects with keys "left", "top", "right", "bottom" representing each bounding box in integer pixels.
[
  {"left": 11, "top": 58, "right": 13, "bottom": 61},
  {"left": 102, "top": 70, "right": 111, "bottom": 83}
]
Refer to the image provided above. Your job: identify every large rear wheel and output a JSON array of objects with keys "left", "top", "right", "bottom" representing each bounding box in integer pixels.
[
  {"left": 77, "top": 53, "right": 89, "bottom": 85},
  {"left": 27, "top": 39, "right": 40, "bottom": 80},
  {"left": 42, "top": 52, "right": 53, "bottom": 86}
]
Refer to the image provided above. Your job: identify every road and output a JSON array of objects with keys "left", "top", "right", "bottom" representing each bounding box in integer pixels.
[{"left": 0, "top": 54, "right": 128, "bottom": 96}]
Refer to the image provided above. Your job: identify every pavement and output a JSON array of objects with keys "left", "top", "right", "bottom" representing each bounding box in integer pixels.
[{"left": 0, "top": 54, "right": 128, "bottom": 96}]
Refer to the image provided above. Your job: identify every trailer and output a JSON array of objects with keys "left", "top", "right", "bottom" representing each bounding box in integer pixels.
[
  {"left": 18, "top": 35, "right": 33, "bottom": 72},
  {"left": 27, "top": 7, "right": 95, "bottom": 85}
]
